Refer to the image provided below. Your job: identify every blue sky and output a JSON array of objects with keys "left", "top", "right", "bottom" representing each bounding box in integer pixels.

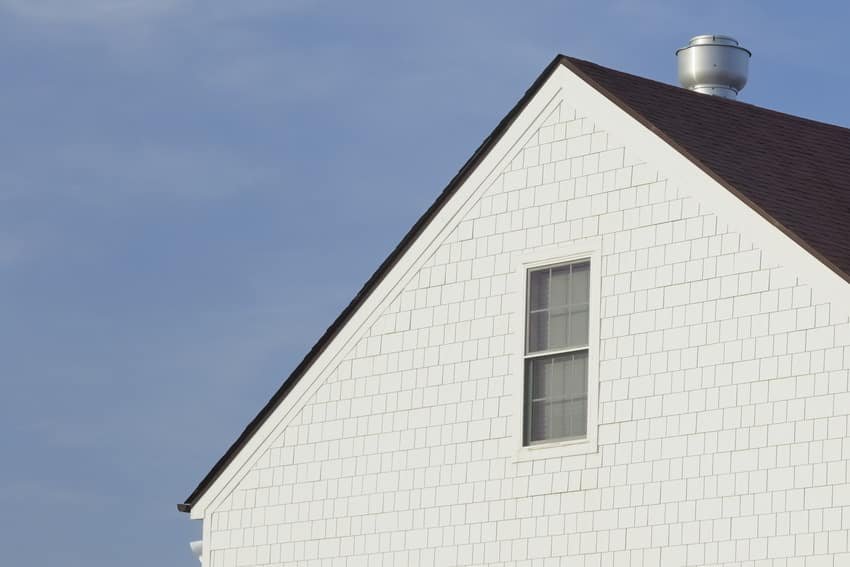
[{"left": 1, "top": 1, "right": 847, "bottom": 565}]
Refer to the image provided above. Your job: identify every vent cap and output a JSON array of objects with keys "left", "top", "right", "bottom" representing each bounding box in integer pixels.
[{"left": 676, "top": 35, "right": 751, "bottom": 99}]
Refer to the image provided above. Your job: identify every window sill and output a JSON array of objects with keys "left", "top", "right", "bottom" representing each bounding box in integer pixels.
[{"left": 512, "top": 434, "right": 597, "bottom": 463}]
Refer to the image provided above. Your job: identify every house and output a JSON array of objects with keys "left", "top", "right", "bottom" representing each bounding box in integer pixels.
[{"left": 179, "top": 36, "right": 850, "bottom": 566}]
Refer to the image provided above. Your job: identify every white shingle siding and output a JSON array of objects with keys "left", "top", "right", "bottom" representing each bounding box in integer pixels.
[{"left": 205, "top": 98, "right": 850, "bottom": 566}]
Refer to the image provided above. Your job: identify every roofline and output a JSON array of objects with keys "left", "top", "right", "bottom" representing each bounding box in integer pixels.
[
  {"left": 558, "top": 56, "right": 850, "bottom": 287},
  {"left": 180, "top": 53, "right": 850, "bottom": 514},
  {"left": 177, "top": 54, "right": 568, "bottom": 513}
]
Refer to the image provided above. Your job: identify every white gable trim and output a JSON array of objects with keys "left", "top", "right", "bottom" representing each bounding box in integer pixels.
[
  {"left": 551, "top": 64, "right": 850, "bottom": 320},
  {"left": 189, "top": 75, "right": 566, "bottom": 519}
]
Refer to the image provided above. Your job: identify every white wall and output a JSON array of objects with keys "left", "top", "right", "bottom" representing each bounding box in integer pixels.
[{"left": 205, "top": 94, "right": 850, "bottom": 566}]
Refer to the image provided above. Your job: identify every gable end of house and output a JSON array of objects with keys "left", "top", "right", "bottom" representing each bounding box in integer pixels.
[{"left": 179, "top": 54, "right": 850, "bottom": 514}]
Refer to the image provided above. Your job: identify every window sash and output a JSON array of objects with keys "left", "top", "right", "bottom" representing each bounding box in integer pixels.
[
  {"left": 525, "top": 261, "right": 590, "bottom": 355},
  {"left": 524, "top": 259, "right": 591, "bottom": 446},
  {"left": 523, "top": 347, "right": 589, "bottom": 445}
]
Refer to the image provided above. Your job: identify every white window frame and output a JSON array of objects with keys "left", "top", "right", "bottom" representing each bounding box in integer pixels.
[{"left": 511, "top": 240, "right": 601, "bottom": 462}]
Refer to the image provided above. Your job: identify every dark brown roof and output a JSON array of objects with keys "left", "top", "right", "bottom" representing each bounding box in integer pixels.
[{"left": 179, "top": 55, "right": 850, "bottom": 513}]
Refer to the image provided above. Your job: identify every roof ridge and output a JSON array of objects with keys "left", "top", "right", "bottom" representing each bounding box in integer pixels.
[{"left": 559, "top": 55, "right": 850, "bottom": 134}]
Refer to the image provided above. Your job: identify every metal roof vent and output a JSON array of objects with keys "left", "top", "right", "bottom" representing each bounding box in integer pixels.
[{"left": 676, "top": 35, "right": 751, "bottom": 99}]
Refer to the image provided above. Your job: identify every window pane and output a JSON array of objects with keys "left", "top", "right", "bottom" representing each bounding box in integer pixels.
[
  {"left": 524, "top": 350, "right": 589, "bottom": 444},
  {"left": 570, "top": 261, "right": 590, "bottom": 305},
  {"left": 529, "top": 269, "right": 549, "bottom": 310},
  {"left": 548, "top": 307, "right": 569, "bottom": 350},
  {"left": 572, "top": 350, "right": 588, "bottom": 386},
  {"left": 549, "top": 265, "right": 571, "bottom": 307},
  {"left": 529, "top": 400, "right": 549, "bottom": 441},
  {"left": 565, "top": 353, "right": 585, "bottom": 398},
  {"left": 563, "top": 399, "right": 587, "bottom": 438},
  {"left": 567, "top": 305, "right": 589, "bottom": 347},
  {"left": 529, "top": 357, "right": 550, "bottom": 400},
  {"left": 528, "top": 311, "right": 548, "bottom": 352},
  {"left": 548, "top": 355, "right": 568, "bottom": 399}
]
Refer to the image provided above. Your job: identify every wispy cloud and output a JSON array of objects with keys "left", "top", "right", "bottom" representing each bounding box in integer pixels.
[
  {"left": 0, "top": 0, "right": 189, "bottom": 25},
  {"left": 0, "top": 480, "right": 92, "bottom": 507},
  {"left": 0, "top": 0, "right": 317, "bottom": 27},
  {"left": 53, "top": 143, "right": 282, "bottom": 199},
  {"left": 26, "top": 417, "right": 111, "bottom": 450},
  {"left": 0, "top": 236, "right": 30, "bottom": 268},
  {"left": 206, "top": 0, "right": 320, "bottom": 20},
  {"left": 198, "top": 46, "right": 361, "bottom": 105}
]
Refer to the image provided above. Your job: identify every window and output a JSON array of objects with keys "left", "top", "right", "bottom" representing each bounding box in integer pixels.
[
  {"left": 512, "top": 242, "right": 599, "bottom": 460},
  {"left": 524, "top": 260, "right": 590, "bottom": 445}
]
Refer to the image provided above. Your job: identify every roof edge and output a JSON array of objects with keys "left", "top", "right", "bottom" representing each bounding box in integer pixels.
[{"left": 178, "top": 54, "right": 568, "bottom": 514}]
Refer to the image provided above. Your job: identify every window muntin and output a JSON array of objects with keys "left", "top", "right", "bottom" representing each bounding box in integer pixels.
[{"left": 524, "top": 260, "right": 590, "bottom": 445}]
